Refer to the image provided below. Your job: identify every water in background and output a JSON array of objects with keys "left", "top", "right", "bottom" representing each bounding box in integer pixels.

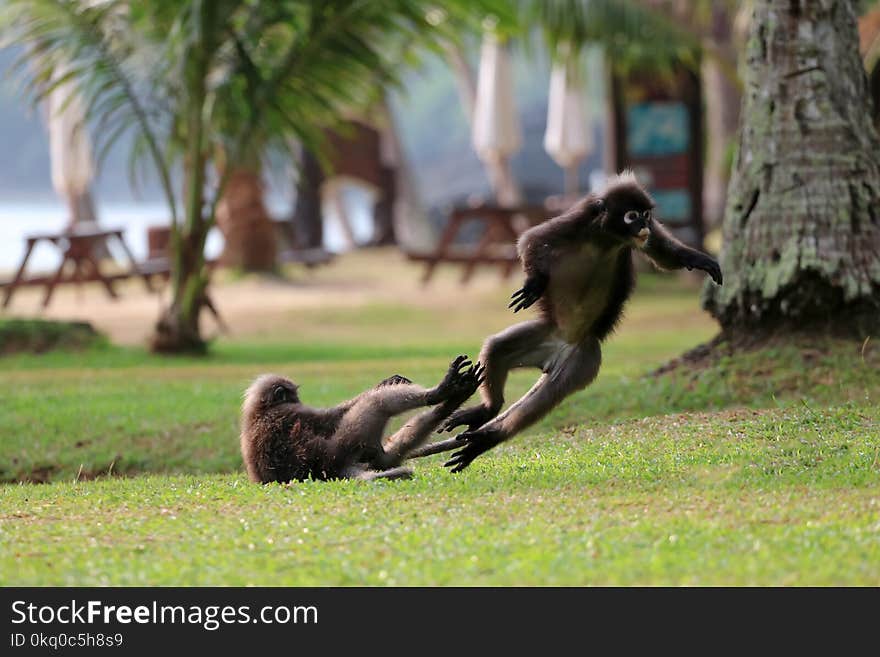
[
  {"left": 0, "top": 187, "right": 373, "bottom": 276},
  {"left": 0, "top": 202, "right": 222, "bottom": 275}
]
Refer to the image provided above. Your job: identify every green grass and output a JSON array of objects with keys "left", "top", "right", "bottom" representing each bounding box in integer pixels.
[
  {"left": 2, "top": 401, "right": 877, "bottom": 585},
  {"left": 0, "top": 263, "right": 878, "bottom": 585}
]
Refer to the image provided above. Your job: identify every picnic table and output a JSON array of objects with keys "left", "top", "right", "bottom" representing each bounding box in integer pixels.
[
  {"left": 406, "top": 200, "right": 553, "bottom": 284},
  {"left": 1, "top": 226, "right": 158, "bottom": 308}
]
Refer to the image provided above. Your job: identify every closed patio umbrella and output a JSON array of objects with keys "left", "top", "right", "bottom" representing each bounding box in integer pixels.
[
  {"left": 471, "top": 32, "right": 522, "bottom": 207},
  {"left": 47, "top": 74, "right": 98, "bottom": 229},
  {"left": 543, "top": 54, "right": 592, "bottom": 197}
]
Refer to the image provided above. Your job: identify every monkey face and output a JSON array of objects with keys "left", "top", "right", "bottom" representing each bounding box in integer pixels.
[
  {"left": 265, "top": 380, "right": 299, "bottom": 407},
  {"left": 621, "top": 208, "right": 653, "bottom": 247},
  {"left": 243, "top": 374, "right": 300, "bottom": 416},
  {"left": 599, "top": 180, "right": 655, "bottom": 247}
]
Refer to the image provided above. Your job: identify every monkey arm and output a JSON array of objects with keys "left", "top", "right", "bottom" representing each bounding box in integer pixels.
[
  {"left": 509, "top": 198, "right": 607, "bottom": 314},
  {"left": 640, "top": 219, "right": 723, "bottom": 285},
  {"left": 510, "top": 231, "right": 554, "bottom": 313}
]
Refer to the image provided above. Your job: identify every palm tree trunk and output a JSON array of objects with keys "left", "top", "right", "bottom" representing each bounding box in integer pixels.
[
  {"left": 151, "top": 221, "right": 211, "bottom": 354},
  {"left": 291, "top": 148, "right": 325, "bottom": 249},
  {"left": 150, "top": 54, "right": 211, "bottom": 354},
  {"left": 215, "top": 167, "right": 278, "bottom": 271},
  {"left": 703, "top": 0, "right": 880, "bottom": 338}
]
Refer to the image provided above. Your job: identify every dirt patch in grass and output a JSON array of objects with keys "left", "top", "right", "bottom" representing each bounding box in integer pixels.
[
  {"left": 0, "top": 459, "right": 131, "bottom": 485},
  {"left": 1, "top": 464, "right": 59, "bottom": 484},
  {"left": 654, "top": 331, "right": 879, "bottom": 378}
]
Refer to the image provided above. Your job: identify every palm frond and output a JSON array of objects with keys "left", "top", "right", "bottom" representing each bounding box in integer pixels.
[
  {"left": 2, "top": 0, "right": 508, "bottom": 231},
  {"left": 0, "top": 0, "right": 180, "bottom": 225},
  {"left": 523, "top": 0, "right": 703, "bottom": 74}
]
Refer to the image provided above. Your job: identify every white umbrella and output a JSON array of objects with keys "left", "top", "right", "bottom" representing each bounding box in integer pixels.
[
  {"left": 543, "top": 55, "right": 592, "bottom": 197},
  {"left": 471, "top": 33, "right": 522, "bottom": 206},
  {"left": 47, "top": 73, "right": 97, "bottom": 227}
]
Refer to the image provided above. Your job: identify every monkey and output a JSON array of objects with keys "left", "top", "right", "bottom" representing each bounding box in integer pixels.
[
  {"left": 239, "top": 355, "right": 485, "bottom": 483},
  {"left": 425, "top": 171, "right": 722, "bottom": 472}
]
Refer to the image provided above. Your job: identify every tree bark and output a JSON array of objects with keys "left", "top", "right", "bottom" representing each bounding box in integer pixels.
[
  {"left": 370, "top": 162, "right": 397, "bottom": 245},
  {"left": 290, "top": 148, "right": 325, "bottom": 250},
  {"left": 703, "top": 0, "right": 880, "bottom": 338},
  {"left": 150, "top": 225, "right": 211, "bottom": 354},
  {"left": 215, "top": 167, "right": 278, "bottom": 271}
]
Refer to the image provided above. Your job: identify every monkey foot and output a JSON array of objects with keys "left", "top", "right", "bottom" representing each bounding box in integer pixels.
[
  {"left": 443, "top": 428, "right": 504, "bottom": 473},
  {"left": 443, "top": 362, "right": 486, "bottom": 407},
  {"left": 377, "top": 374, "right": 413, "bottom": 388},
  {"left": 430, "top": 355, "right": 472, "bottom": 404},
  {"left": 439, "top": 405, "right": 495, "bottom": 433}
]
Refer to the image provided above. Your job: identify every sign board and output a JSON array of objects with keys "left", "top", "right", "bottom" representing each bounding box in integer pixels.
[{"left": 610, "top": 68, "right": 704, "bottom": 248}]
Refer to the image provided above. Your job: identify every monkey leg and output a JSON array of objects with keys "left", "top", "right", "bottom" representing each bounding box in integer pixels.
[
  {"left": 441, "top": 320, "right": 555, "bottom": 433},
  {"left": 377, "top": 399, "right": 461, "bottom": 468},
  {"left": 376, "top": 374, "right": 413, "bottom": 388},
  {"left": 333, "top": 383, "right": 435, "bottom": 456},
  {"left": 375, "top": 360, "right": 485, "bottom": 468},
  {"left": 445, "top": 337, "right": 602, "bottom": 472}
]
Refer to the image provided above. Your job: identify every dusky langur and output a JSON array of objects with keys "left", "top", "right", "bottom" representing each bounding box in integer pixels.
[
  {"left": 422, "top": 172, "right": 722, "bottom": 472},
  {"left": 240, "top": 356, "right": 484, "bottom": 482}
]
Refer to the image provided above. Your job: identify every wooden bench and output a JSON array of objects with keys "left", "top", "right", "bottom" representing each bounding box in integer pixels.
[
  {"left": 1, "top": 226, "right": 156, "bottom": 308},
  {"left": 406, "top": 201, "right": 552, "bottom": 284}
]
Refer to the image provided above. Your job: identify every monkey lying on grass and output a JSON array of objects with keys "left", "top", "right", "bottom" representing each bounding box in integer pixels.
[
  {"left": 240, "top": 356, "right": 484, "bottom": 483},
  {"left": 416, "top": 171, "right": 723, "bottom": 472}
]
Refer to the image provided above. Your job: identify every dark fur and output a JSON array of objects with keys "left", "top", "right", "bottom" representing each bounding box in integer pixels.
[
  {"left": 240, "top": 357, "right": 483, "bottom": 483},
  {"left": 432, "top": 172, "right": 722, "bottom": 472}
]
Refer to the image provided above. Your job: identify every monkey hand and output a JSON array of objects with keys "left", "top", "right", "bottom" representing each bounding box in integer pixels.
[
  {"left": 508, "top": 273, "right": 548, "bottom": 313},
  {"left": 377, "top": 374, "right": 413, "bottom": 388},
  {"left": 685, "top": 253, "right": 723, "bottom": 285},
  {"left": 443, "top": 427, "right": 504, "bottom": 473}
]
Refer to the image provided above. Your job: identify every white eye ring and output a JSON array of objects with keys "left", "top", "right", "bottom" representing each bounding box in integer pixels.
[{"left": 624, "top": 210, "right": 639, "bottom": 224}]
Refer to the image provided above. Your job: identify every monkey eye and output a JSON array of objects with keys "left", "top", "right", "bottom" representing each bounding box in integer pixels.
[
  {"left": 624, "top": 210, "right": 639, "bottom": 224},
  {"left": 271, "top": 385, "right": 289, "bottom": 403},
  {"left": 642, "top": 210, "right": 651, "bottom": 219}
]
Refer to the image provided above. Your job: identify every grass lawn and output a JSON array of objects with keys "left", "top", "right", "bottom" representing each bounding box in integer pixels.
[{"left": 0, "top": 254, "right": 878, "bottom": 585}]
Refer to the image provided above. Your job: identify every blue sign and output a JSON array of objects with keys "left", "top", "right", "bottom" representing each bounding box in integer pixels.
[
  {"left": 627, "top": 102, "right": 690, "bottom": 157},
  {"left": 651, "top": 189, "right": 691, "bottom": 221}
]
